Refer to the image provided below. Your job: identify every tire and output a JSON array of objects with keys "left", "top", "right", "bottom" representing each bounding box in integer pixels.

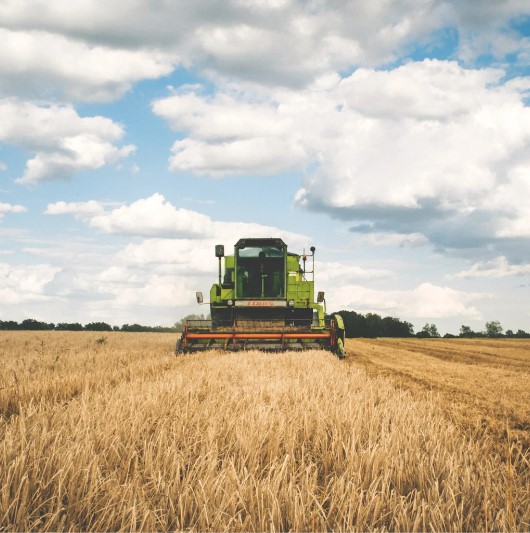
[
  {"left": 336, "top": 337, "right": 346, "bottom": 359},
  {"left": 175, "top": 338, "right": 183, "bottom": 355}
]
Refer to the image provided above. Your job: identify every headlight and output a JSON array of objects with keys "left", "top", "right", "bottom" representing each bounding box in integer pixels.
[
  {"left": 227, "top": 299, "right": 234, "bottom": 306},
  {"left": 288, "top": 300, "right": 295, "bottom": 306}
]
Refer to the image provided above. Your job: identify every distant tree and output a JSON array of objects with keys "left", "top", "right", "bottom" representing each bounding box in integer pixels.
[
  {"left": 364, "top": 313, "right": 383, "bottom": 337},
  {"left": 417, "top": 323, "right": 440, "bottom": 338},
  {"left": 459, "top": 325, "right": 475, "bottom": 338},
  {"left": 121, "top": 323, "right": 150, "bottom": 332},
  {"left": 119, "top": 323, "right": 180, "bottom": 333},
  {"left": 515, "top": 329, "right": 530, "bottom": 338},
  {"left": 505, "top": 329, "right": 514, "bottom": 337},
  {"left": 444, "top": 333, "right": 457, "bottom": 338},
  {"left": 20, "top": 318, "right": 55, "bottom": 330},
  {"left": 0, "top": 320, "right": 19, "bottom": 330},
  {"left": 485, "top": 321, "right": 503, "bottom": 338},
  {"left": 55, "top": 322, "right": 83, "bottom": 331},
  {"left": 381, "top": 316, "right": 414, "bottom": 337},
  {"left": 85, "top": 322, "right": 112, "bottom": 331},
  {"left": 334, "top": 310, "right": 413, "bottom": 338}
]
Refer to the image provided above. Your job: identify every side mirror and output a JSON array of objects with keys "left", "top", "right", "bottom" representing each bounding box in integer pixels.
[
  {"left": 196, "top": 291, "right": 204, "bottom": 304},
  {"left": 215, "top": 244, "right": 224, "bottom": 257},
  {"left": 317, "top": 291, "right": 325, "bottom": 303}
]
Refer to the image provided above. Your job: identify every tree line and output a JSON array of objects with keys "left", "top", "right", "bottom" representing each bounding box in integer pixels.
[
  {"left": 1, "top": 314, "right": 529, "bottom": 338},
  {"left": 335, "top": 310, "right": 414, "bottom": 338},
  {"left": 0, "top": 318, "right": 179, "bottom": 333},
  {"left": 335, "top": 311, "right": 530, "bottom": 339}
]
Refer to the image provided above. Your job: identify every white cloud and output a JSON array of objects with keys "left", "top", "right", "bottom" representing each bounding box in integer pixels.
[
  {"left": 0, "top": 100, "right": 135, "bottom": 184},
  {"left": 450, "top": 1, "right": 530, "bottom": 64},
  {"left": 0, "top": 202, "right": 27, "bottom": 219},
  {"left": 295, "top": 60, "right": 530, "bottom": 212},
  {"left": 152, "top": 92, "right": 306, "bottom": 176},
  {"left": 88, "top": 194, "right": 213, "bottom": 238},
  {"left": 1, "top": 0, "right": 527, "bottom": 103},
  {"left": 0, "top": 28, "right": 175, "bottom": 102},
  {"left": 45, "top": 200, "right": 106, "bottom": 217},
  {"left": 403, "top": 283, "right": 484, "bottom": 319},
  {"left": 338, "top": 60, "right": 504, "bottom": 120},
  {"left": 47, "top": 193, "right": 310, "bottom": 246},
  {"left": 0, "top": 0, "right": 446, "bottom": 97},
  {"left": 117, "top": 239, "right": 213, "bottom": 270},
  {"left": 453, "top": 256, "right": 530, "bottom": 279},
  {"left": 328, "top": 282, "right": 485, "bottom": 320},
  {"left": 0, "top": 162, "right": 6, "bottom": 172},
  {"left": 0, "top": 262, "right": 59, "bottom": 304},
  {"left": 111, "top": 275, "right": 196, "bottom": 308},
  {"left": 152, "top": 92, "right": 286, "bottom": 140},
  {"left": 153, "top": 60, "right": 530, "bottom": 254},
  {"left": 168, "top": 137, "right": 306, "bottom": 177}
]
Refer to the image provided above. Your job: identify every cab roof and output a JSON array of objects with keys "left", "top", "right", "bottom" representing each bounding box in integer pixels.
[{"left": 235, "top": 238, "right": 287, "bottom": 249}]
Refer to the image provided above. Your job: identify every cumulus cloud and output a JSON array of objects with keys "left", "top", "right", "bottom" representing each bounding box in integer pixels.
[
  {"left": 328, "top": 282, "right": 485, "bottom": 320},
  {"left": 89, "top": 194, "right": 213, "bottom": 238},
  {"left": 46, "top": 193, "right": 310, "bottom": 245},
  {"left": 453, "top": 256, "right": 530, "bottom": 279},
  {"left": 449, "top": 0, "right": 530, "bottom": 64},
  {"left": 0, "top": 100, "right": 135, "bottom": 184},
  {"left": 295, "top": 60, "right": 530, "bottom": 214},
  {"left": 152, "top": 92, "right": 306, "bottom": 176},
  {"left": 0, "top": 28, "right": 175, "bottom": 102},
  {"left": 45, "top": 200, "right": 106, "bottom": 217},
  {"left": 1, "top": 0, "right": 528, "bottom": 102},
  {"left": 0, "top": 0, "right": 444, "bottom": 97},
  {"left": 110, "top": 274, "right": 197, "bottom": 308},
  {"left": 168, "top": 137, "right": 306, "bottom": 177},
  {"left": 154, "top": 60, "right": 530, "bottom": 258},
  {"left": 0, "top": 262, "right": 59, "bottom": 304},
  {"left": 0, "top": 202, "right": 27, "bottom": 220}
]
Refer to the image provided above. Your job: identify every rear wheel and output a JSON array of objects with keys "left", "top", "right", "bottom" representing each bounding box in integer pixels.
[
  {"left": 175, "top": 338, "right": 183, "bottom": 355},
  {"left": 336, "top": 337, "right": 346, "bottom": 359}
]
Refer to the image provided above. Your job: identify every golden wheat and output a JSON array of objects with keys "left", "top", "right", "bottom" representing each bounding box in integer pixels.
[
  {"left": 346, "top": 337, "right": 530, "bottom": 447},
  {"left": 1, "top": 332, "right": 529, "bottom": 531}
]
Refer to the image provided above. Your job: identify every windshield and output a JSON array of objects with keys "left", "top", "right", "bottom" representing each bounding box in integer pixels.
[{"left": 236, "top": 245, "right": 285, "bottom": 298}]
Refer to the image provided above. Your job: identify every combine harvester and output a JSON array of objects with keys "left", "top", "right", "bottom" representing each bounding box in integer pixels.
[{"left": 176, "top": 238, "right": 345, "bottom": 358}]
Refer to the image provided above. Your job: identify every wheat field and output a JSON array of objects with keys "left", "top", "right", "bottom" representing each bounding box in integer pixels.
[{"left": 0, "top": 332, "right": 529, "bottom": 531}]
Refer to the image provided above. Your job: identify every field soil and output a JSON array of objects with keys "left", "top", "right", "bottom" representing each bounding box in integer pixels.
[{"left": 0, "top": 332, "right": 529, "bottom": 531}]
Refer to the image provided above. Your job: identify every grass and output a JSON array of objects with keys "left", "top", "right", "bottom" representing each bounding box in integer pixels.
[{"left": 0, "top": 331, "right": 529, "bottom": 531}]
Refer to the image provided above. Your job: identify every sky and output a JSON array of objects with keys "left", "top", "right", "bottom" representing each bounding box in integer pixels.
[{"left": 1, "top": 0, "right": 530, "bottom": 335}]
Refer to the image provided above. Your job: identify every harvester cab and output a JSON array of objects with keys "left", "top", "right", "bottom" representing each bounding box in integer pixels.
[{"left": 176, "top": 238, "right": 345, "bottom": 357}]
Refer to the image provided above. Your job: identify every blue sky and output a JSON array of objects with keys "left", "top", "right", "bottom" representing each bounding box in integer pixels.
[{"left": 1, "top": 0, "right": 530, "bottom": 334}]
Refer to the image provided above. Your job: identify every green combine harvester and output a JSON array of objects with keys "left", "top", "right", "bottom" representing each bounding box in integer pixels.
[{"left": 176, "top": 238, "right": 345, "bottom": 357}]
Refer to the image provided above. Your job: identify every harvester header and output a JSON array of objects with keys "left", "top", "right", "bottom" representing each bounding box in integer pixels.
[{"left": 176, "top": 238, "right": 345, "bottom": 357}]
